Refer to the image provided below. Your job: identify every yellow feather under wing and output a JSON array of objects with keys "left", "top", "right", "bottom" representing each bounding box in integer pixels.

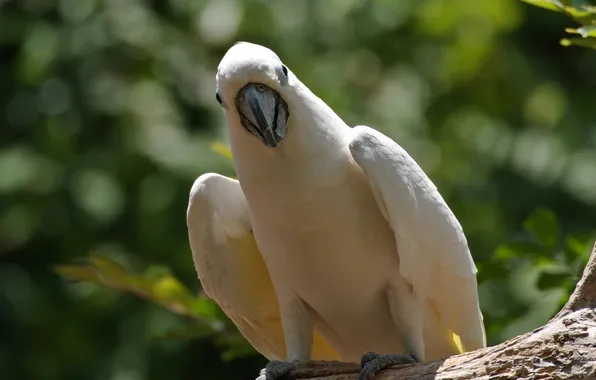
[
  {"left": 188, "top": 173, "right": 341, "bottom": 362},
  {"left": 236, "top": 315, "right": 287, "bottom": 361},
  {"left": 230, "top": 314, "right": 341, "bottom": 361},
  {"left": 450, "top": 331, "right": 464, "bottom": 354},
  {"left": 226, "top": 231, "right": 341, "bottom": 361},
  {"left": 423, "top": 300, "right": 466, "bottom": 360},
  {"left": 312, "top": 329, "right": 341, "bottom": 360}
]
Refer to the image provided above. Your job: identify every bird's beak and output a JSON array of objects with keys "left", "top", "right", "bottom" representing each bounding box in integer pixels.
[{"left": 236, "top": 83, "right": 289, "bottom": 148}]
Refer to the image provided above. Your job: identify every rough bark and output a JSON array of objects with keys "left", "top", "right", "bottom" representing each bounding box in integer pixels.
[{"left": 286, "top": 242, "right": 596, "bottom": 380}]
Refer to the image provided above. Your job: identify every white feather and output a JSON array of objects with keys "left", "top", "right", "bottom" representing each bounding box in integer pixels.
[
  {"left": 210, "top": 42, "right": 486, "bottom": 364},
  {"left": 186, "top": 173, "right": 340, "bottom": 361},
  {"left": 349, "top": 125, "right": 486, "bottom": 355}
]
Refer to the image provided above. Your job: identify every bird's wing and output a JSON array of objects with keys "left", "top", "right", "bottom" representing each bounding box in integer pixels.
[
  {"left": 348, "top": 126, "right": 486, "bottom": 358},
  {"left": 186, "top": 173, "right": 339, "bottom": 361}
]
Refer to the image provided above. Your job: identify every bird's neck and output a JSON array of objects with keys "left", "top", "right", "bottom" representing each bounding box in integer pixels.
[{"left": 228, "top": 82, "right": 351, "bottom": 179}]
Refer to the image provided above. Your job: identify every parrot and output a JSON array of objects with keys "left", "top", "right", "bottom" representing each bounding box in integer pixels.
[
  {"left": 186, "top": 42, "right": 486, "bottom": 380},
  {"left": 187, "top": 172, "right": 340, "bottom": 362}
]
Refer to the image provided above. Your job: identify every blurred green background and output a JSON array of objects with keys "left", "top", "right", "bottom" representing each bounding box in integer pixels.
[{"left": 1, "top": 0, "right": 596, "bottom": 379}]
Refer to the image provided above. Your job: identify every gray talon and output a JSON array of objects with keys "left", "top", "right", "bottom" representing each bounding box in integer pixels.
[
  {"left": 358, "top": 352, "right": 418, "bottom": 380},
  {"left": 263, "top": 360, "right": 302, "bottom": 380}
]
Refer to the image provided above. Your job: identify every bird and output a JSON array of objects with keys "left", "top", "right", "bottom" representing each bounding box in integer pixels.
[
  {"left": 187, "top": 172, "right": 340, "bottom": 362},
  {"left": 187, "top": 42, "right": 486, "bottom": 380}
]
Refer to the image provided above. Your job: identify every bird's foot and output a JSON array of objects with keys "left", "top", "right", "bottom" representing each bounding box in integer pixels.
[
  {"left": 358, "top": 351, "right": 418, "bottom": 380},
  {"left": 256, "top": 360, "right": 304, "bottom": 380}
]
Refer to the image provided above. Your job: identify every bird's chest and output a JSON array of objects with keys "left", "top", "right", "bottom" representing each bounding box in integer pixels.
[
  {"left": 242, "top": 162, "right": 396, "bottom": 287},
  {"left": 243, "top": 159, "right": 368, "bottom": 233}
]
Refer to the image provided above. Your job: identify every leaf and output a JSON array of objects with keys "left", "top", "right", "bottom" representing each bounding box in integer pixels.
[
  {"left": 191, "top": 297, "right": 223, "bottom": 320},
  {"left": 561, "top": 36, "right": 596, "bottom": 48},
  {"left": 564, "top": 233, "right": 595, "bottom": 277},
  {"left": 521, "top": 0, "right": 567, "bottom": 13},
  {"left": 494, "top": 241, "right": 549, "bottom": 261},
  {"left": 536, "top": 267, "right": 574, "bottom": 291},
  {"left": 88, "top": 255, "right": 131, "bottom": 287},
  {"left": 55, "top": 265, "right": 102, "bottom": 284},
  {"left": 565, "top": 25, "right": 596, "bottom": 37},
  {"left": 211, "top": 141, "right": 233, "bottom": 160},
  {"left": 143, "top": 265, "right": 173, "bottom": 280},
  {"left": 522, "top": 0, "right": 596, "bottom": 20},
  {"left": 151, "top": 275, "right": 195, "bottom": 315},
  {"left": 55, "top": 258, "right": 211, "bottom": 323},
  {"left": 523, "top": 0, "right": 596, "bottom": 49},
  {"left": 88, "top": 255, "right": 155, "bottom": 297},
  {"left": 54, "top": 256, "right": 260, "bottom": 358},
  {"left": 565, "top": 234, "right": 593, "bottom": 259},
  {"left": 523, "top": 208, "right": 560, "bottom": 250}
]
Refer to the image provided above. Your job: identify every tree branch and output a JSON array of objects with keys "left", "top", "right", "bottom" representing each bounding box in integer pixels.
[
  {"left": 286, "top": 241, "right": 596, "bottom": 380},
  {"left": 554, "top": 241, "right": 596, "bottom": 319}
]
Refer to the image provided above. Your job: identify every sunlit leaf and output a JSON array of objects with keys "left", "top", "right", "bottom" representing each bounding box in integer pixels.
[
  {"left": 151, "top": 275, "right": 195, "bottom": 315},
  {"left": 89, "top": 255, "right": 128, "bottom": 279},
  {"left": 523, "top": 0, "right": 596, "bottom": 48},
  {"left": 523, "top": 208, "right": 560, "bottom": 250},
  {"left": 211, "top": 141, "right": 233, "bottom": 160},
  {"left": 88, "top": 255, "right": 153, "bottom": 297},
  {"left": 58, "top": 255, "right": 250, "bottom": 359},
  {"left": 520, "top": 0, "right": 566, "bottom": 13},
  {"left": 55, "top": 259, "right": 216, "bottom": 325},
  {"left": 191, "top": 296, "right": 223, "bottom": 320},
  {"left": 561, "top": 37, "right": 596, "bottom": 48},
  {"left": 144, "top": 265, "right": 173, "bottom": 280},
  {"left": 522, "top": 0, "right": 596, "bottom": 19},
  {"left": 565, "top": 25, "right": 596, "bottom": 37}
]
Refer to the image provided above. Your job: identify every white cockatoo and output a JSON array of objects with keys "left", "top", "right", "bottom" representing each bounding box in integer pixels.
[
  {"left": 187, "top": 42, "right": 486, "bottom": 380},
  {"left": 187, "top": 173, "right": 340, "bottom": 362}
]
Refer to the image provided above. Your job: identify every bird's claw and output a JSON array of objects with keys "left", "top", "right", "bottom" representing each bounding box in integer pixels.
[
  {"left": 257, "top": 360, "right": 303, "bottom": 380},
  {"left": 358, "top": 352, "right": 418, "bottom": 380}
]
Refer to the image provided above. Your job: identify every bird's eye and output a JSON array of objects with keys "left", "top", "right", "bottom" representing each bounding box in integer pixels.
[
  {"left": 281, "top": 64, "right": 288, "bottom": 77},
  {"left": 216, "top": 92, "right": 223, "bottom": 105}
]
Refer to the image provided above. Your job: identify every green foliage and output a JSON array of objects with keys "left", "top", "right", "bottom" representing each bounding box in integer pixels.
[
  {"left": 496, "top": 208, "right": 593, "bottom": 290},
  {"left": 487, "top": 208, "right": 594, "bottom": 341},
  {"left": 56, "top": 256, "right": 217, "bottom": 324},
  {"left": 55, "top": 250, "right": 258, "bottom": 362},
  {"left": 524, "top": 208, "right": 560, "bottom": 249},
  {"left": 54, "top": 143, "right": 251, "bottom": 361},
  {"left": 2, "top": 1, "right": 596, "bottom": 379},
  {"left": 522, "top": 0, "right": 596, "bottom": 48}
]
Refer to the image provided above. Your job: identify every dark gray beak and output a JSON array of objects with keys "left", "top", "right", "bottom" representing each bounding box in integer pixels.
[{"left": 236, "top": 83, "right": 289, "bottom": 147}]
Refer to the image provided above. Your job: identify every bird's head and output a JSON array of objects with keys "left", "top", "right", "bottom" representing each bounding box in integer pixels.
[{"left": 216, "top": 42, "right": 291, "bottom": 148}]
